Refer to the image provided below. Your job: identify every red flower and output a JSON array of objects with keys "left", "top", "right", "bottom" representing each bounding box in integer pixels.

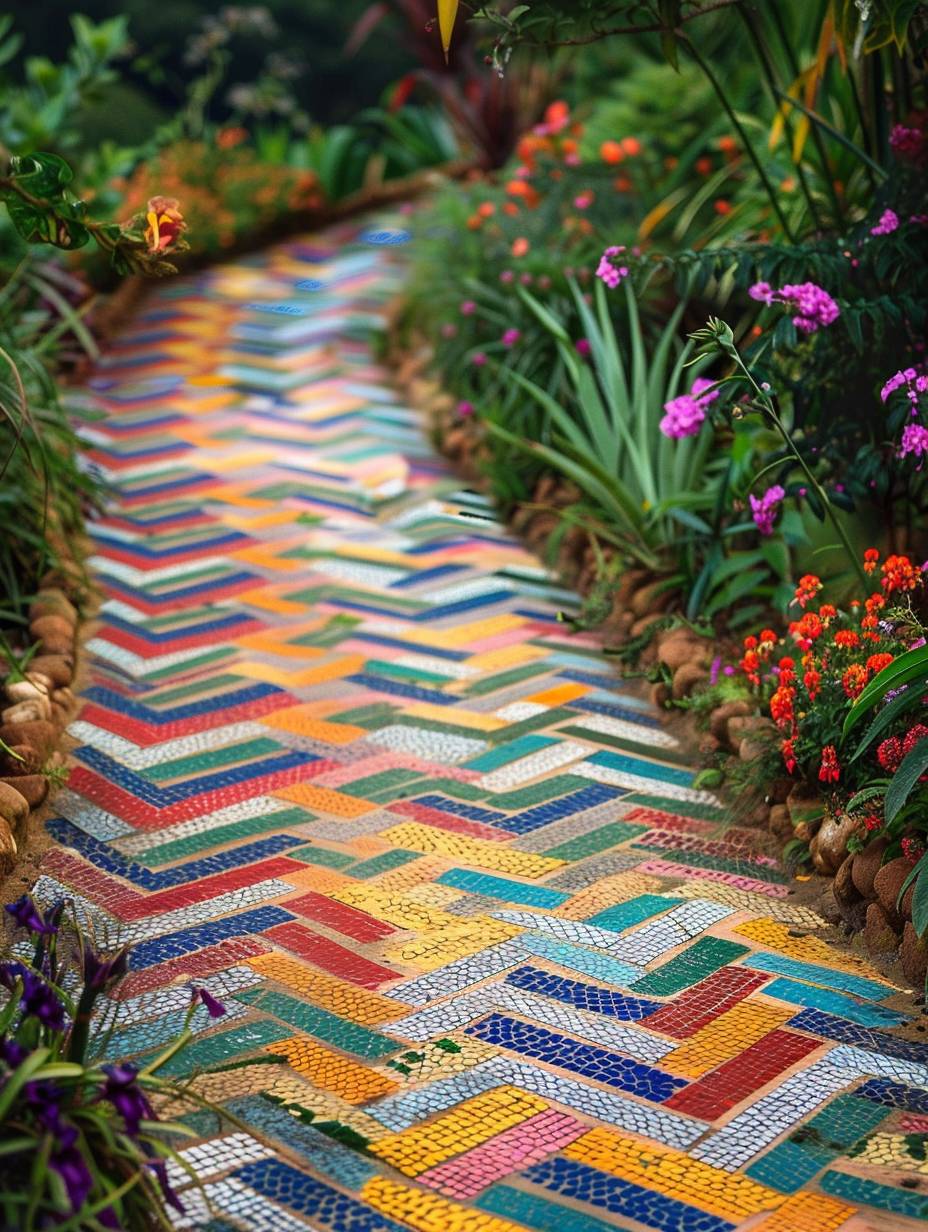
[
  {"left": 834, "top": 630, "right": 860, "bottom": 650},
  {"left": 863, "top": 547, "right": 880, "bottom": 574},
  {"left": 902, "top": 723, "right": 928, "bottom": 756},
  {"left": 877, "top": 735, "right": 904, "bottom": 772},
  {"left": 770, "top": 685, "right": 796, "bottom": 729},
  {"left": 902, "top": 836, "right": 925, "bottom": 863},
  {"left": 882, "top": 554, "right": 919, "bottom": 593},
  {"left": 867, "top": 652, "right": 894, "bottom": 674},
  {"left": 794, "top": 575, "right": 822, "bottom": 608},
  {"left": 818, "top": 745, "right": 840, "bottom": 783},
  {"left": 842, "top": 663, "right": 869, "bottom": 699},
  {"left": 803, "top": 667, "right": 821, "bottom": 699},
  {"left": 782, "top": 739, "right": 797, "bottom": 774}
]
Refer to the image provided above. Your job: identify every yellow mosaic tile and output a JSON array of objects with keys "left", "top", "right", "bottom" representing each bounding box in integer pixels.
[
  {"left": 245, "top": 953, "right": 403, "bottom": 1024},
  {"left": 281, "top": 866, "right": 356, "bottom": 895},
  {"left": 375, "top": 1036, "right": 500, "bottom": 1087},
  {"left": 525, "top": 681, "right": 589, "bottom": 706},
  {"left": 672, "top": 879, "right": 828, "bottom": 927},
  {"left": 263, "top": 1073, "right": 388, "bottom": 1138},
  {"left": 436, "top": 614, "right": 529, "bottom": 648},
  {"left": 853, "top": 1132, "right": 928, "bottom": 1172},
  {"left": 379, "top": 822, "right": 563, "bottom": 878},
  {"left": 555, "top": 871, "right": 665, "bottom": 919},
  {"left": 463, "top": 643, "right": 549, "bottom": 672},
  {"left": 264, "top": 1036, "right": 399, "bottom": 1104},
  {"left": 367, "top": 857, "right": 450, "bottom": 892},
  {"left": 361, "top": 1176, "right": 531, "bottom": 1232},
  {"left": 661, "top": 1000, "right": 792, "bottom": 1078},
  {"left": 749, "top": 1191, "right": 857, "bottom": 1231},
  {"left": 404, "top": 882, "right": 465, "bottom": 908},
  {"left": 404, "top": 702, "right": 504, "bottom": 732},
  {"left": 385, "top": 916, "right": 522, "bottom": 970},
  {"left": 371, "top": 1086, "right": 547, "bottom": 1177},
  {"left": 565, "top": 1128, "right": 783, "bottom": 1220},
  {"left": 331, "top": 884, "right": 458, "bottom": 931}
]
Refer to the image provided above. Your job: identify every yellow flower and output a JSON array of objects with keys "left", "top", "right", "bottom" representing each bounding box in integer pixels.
[{"left": 144, "top": 197, "right": 186, "bottom": 253}]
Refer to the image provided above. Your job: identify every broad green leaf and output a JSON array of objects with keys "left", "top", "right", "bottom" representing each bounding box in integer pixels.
[{"left": 885, "top": 736, "right": 928, "bottom": 823}]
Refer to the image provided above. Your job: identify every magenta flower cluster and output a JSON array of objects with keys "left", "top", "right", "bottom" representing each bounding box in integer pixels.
[
  {"left": 881, "top": 367, "right": 928, "bottom": 404},
  {"left": 749, "top": 280, "right": 840, "bottom": 333},
  {"left": 596, "top": 245, "right": 629, "bottom": 290},
  {"left": 899, "top": 423, "right": 928, "bottom": 462},
  {"left": 890, "top": 123, "right": 926, "bottom": 161},
  {"left": 659, "top": 377, "right": 718, "bottom": 440},
  {"left": 870, "top": 208, "right": 900, "bottom": 236},
  {"left": 749, "top": 484, "right": 785, "bottom": 535}
]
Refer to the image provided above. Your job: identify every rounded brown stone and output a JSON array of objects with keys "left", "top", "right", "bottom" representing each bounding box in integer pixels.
[
  {"left": 851, "top": 837, "right": 890, "bottom": 901},
  {"left": 630, "top": 612, "right": 664, "bottom": 640},
  {"left": 29, "top": 614, "right": 75, "bottom": 645},
  {"left": 0, "top": 779, "right": 30, "bottom": 826},
  {"left": 901, "top": 921, "right": 928, "bottom": 986},
  {"left": 834, "top": 854, "right": 861, "bottom": 911},
  {"left": 29, "top": 655, "right": 74, "bottom": 688},
  {"left": 810, "top": 811, "right": 863, "bottom": 875},
  {"left": 0, "top": 815, "right": 16, "bottom": 874},
  {"left": 630, "top": 580, "right": 675, "bottom": 618},
  {"left": 29, "top": 588, "right": 78, "bottom": 625},
  {"left": 656, "top": 632, "right": 704, "bottom": 673},
  {"left": 768, "top": 804, "right": 792, "bottom": 840},
  {"left": 863, "top": 901, "right": 901, "bottom": 954},
  {"left": 727, "top": 715, "right": 775, "bottom": 756},
  {"left": 0, "top": 774, "right": 48, "bottom": 809},
  {"left": 0, "top": 744, "right": 41, "bottom": 776},
  {"left": 5, "top": 678, "right": 50, "bottom": 705},
  {"left": 672, "top": 663, "right": 707, "bottom": 700},
  {"left": 1, "top": 697, "right": 51, "bottom": 725},
  {"left": 0, "top": 720, "right": 57, "bottom": 756},
  {"left": 708, "top": 700, "right": 751, "bottom": 742},
  {"left": 650, "top": 681, "right": 670, "bottom": 709},
  {"left": 874, "top": 857, "right": 913, "bottom": 924}
]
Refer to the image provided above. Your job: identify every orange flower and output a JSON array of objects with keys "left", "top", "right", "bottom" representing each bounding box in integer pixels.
[
  {"left": 714, "top": 199, "right": 732, "bottom": 215},
  {"left": 544, "top": 100, "right": 570, "bottom": 133},
  {"left": 600, "top": 140, "right": 624, "bottom": 164},
  {"left": 144, "top": 197, "right": 186, "bottom": 253},
  {"left": 613, "top": 176, "right": 632, "bottom": 192},
  {"left": 217, "top": 126, "right": 248, "bottom": 150},
  {"left": 793, "top": 574, "right": 822, "bottom": 608},
  {"left": 621, "top": 136, "right": 641, "bottom": 156},
  {"left": 882, "top": 554, "right": 919, "bottom": 593},
  {"left": 842, "top": 664, "right": 869, "bottom": 699},
  {"left": 834, "top": 630, "right": 860, "bottom": 649},
  {"left": 867, "top": 652, "right": 894, "bottom": 674},
  {"left": 477, "top": 201, "right": 496, "bottom": 218},
  {"left": 511, "top": 236, "right": 530, "bottom": 257},
  {"left": 863, "top": 547, "right": 880, "bottom": 574},
  {"left": 696, "top": 156, "right": 712, "bottom": 175}
]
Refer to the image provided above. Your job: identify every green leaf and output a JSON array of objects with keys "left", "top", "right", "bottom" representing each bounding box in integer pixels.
[
  {"left": 885, "top": 737, "right": 928, "bottom": 824},
  {"left": 911, "top": 858, "right": 928, "bottom": 936}
]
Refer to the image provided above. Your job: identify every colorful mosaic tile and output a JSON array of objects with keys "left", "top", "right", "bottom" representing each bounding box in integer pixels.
[{"left": 22, "top": 216, "right": 925, "bottom": 1232}]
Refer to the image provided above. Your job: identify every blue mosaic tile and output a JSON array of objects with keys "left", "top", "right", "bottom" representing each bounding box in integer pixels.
[
  {"left": 235, "top": 1159, "right": 408, "bottom": 1230},
  {"left": 586, "top": 894, "right": 684, "bottom": 931},
  {"left": 855, "top": 1078, "right": 928, "bottom": 1114},
  {"left": 742, "top": 953, "right": 895, "bottom": 1001},
  {"left": 787, "top": 1008, "right": 928, "bottom": 1064},
  {"left": 465, "top": 1013, "right": 683, "bottom": 1101},
  {"left": 820, "top": 1170, "right": 928, "bottom": 1220},
  {"left": 436, "top": 869, "right": 569, "bottom": 908},
  {"left": 477, "top": 1184, "right": 623, "bottom": 1232},
  {"left": 505, "top": 965, "right": 660, "bottom": 1020},
  {"left": 762, "top": 977, "right": 907, "bottom": 1027},
  {"left": 492, "top": 783, "right": 626, "bottom": 836},
  {"left": 83, "top": 682, "right": 286, "bottom": 723},
  {"left": 521, "top": 1157, "right": 735, "bottom": 1232},
  {"left": 228, "top": 1096, "right": 377, "bottom": 1189},
  {"left": 129, "top": 906, "right": 293, "bottom": 968},
  {"left": 517, "top": 933, "right": 643, "bottom": 987}
]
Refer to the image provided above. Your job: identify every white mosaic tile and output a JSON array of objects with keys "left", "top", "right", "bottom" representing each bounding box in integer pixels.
[
  {"left": 827, "top": 1044, "right": 928, "bottom": 1090},
  {"left": 72, "top": 720, "right": 271, "bottom": 769},
  {"left": 84, "top": 638, "right": 227, "bottom": 679},
  {"left": 478, "top": 741, "right": 590, "bottom": 792},
  {"left": 493, "top": 702, "right": 548, "bottom": 721},
  {"left": 491, "top": 910, "right": 636, "bottom": 955},
  {"left": 199, "top": 1178, "right": 310, "bottom": 1232},
  {"left": 572, "top": 760, "right": 720, "bottom": 806},
  {"left": 52, "top": 790, "right": 134, "bottom": 840},
  {"left": 114, "top": 797, "right": 295, "bottom": 856},
  {"left": 89, "top": 555, "right": 230, "bottom": 585},
  {"left": 365, "top": 724, "right": 487, "bottom": 764},
  {"left": 568, "top": 711, "right": 679, "bottom": 749},
  {"left": 167, "top": 1132, "right": 273, "bottom": 1190},
  {"left": 389, "top": 939, "right": 528, "bottom": 1005},
  {"left": 514, "top": 799, "right": 644, "bottom": 854}
]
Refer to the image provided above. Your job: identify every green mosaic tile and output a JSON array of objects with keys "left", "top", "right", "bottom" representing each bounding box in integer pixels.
[
  {"left": 544, "top": 820, "right": 649, "bottom": 861},
  {"left": 630, "top": 937, "right": 749, "bottom": 996},
  {"left": 237, "top": 988, "right": 398, "bottom": 1058},
  {"left": 347, "top": 849, "right": 420, "bottom": 878},
  {"left": 364, "top": 659, "right": 455, "bottom": 684},
  {"left": 626, "top": 792, "right": 727, "bottom": 822},
  {"left": 464, "top": 663, "right": 554, "bottom": 697},
  {"left": 489, "top": 775, "right": 598, "bottom": 810},
  {"left": 143, "top": 648, "right": 236, "bottom": 682},
  {"left": 558, "top": 725, "right": 694, "bottom": 767},
  {"left": 586, "top": 894, "right": 684, "bottom": 931},
  {"left": 820, "top": 1171, "right": 928, "bottom": 1220},
  {"left": 410, "top": 777, "right": 487, "bottom": 802},
  {"left": 142, "top": 806, "right": 316, "bottom": 866},
  {"left": 144, "top": 737, "right": 284, "bottom": 782},
  {"left": 270, "top": 843, "right": 355, "bottom": 869},
  {"left": 143, "top": 673, "right": 244, "bottom": 706},
  {"left": 486, "top": 709, "right": 578, "bottom": 745},
  {"left": 158, "top": 1019, "right": 292, "bottom": 1076},
  {"left": 339, "top": 768, "right": 422, "bottom": 799}
]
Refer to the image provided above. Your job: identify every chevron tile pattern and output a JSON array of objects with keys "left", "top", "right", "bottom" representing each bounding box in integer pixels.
[{"left": 32, "top": 217, "right": 928, "bottom": 1229}]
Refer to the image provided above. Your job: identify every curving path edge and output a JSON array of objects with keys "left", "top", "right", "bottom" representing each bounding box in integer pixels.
[{"left": 29, "top": 216, "right": 928, "bottom": 1230}]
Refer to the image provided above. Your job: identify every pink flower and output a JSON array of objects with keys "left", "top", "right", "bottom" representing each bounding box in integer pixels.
[
  {"left": 871, "top": 208, "right": 900, "bottom": 235},
  {"left": 456, "top": 400, "right": 475, "bottom": 418},
  {"left": 899, "top": 423, "right": 928, "bottom": 463},
  {"left": 890, "top": 124, "right": 925, "bottom": 161},
  {"left": 750, "top": 280, "right": 839, "bottom": 333},
  {"left": 596, "top": 246, "right": 629, "bottom": 290},
  {"left": 575, "top": 338, "right": 591, "bottom": 357},
  {"left": 500, "top": 270, "right": 514, "bottom": 284},
  {"left": 441, "top": 322, "right": 458, "bottom": 338},
  {"left": 471, "top": 351, "right": 487, "bottom": 367},
  {"left": 659, "top": 377, "right": 720, "bottom": 440},
  {"left": 502, "top": 329, "right": 521, "bottom": 347},
  {"left": 460, "top": 300, "right": 477, "bottom": 315},
  {"left": 749, "top": 484, "right": 785, "bottom": 535}
]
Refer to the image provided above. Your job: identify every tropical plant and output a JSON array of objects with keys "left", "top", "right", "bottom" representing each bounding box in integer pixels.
[{"left": 0, "top": 894, "right": 230, "bottom": 1230}]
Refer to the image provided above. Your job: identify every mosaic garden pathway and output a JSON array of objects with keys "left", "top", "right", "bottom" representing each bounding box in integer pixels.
[{"left": 34, "top": 216, "right": 928, "bottom": 1229}]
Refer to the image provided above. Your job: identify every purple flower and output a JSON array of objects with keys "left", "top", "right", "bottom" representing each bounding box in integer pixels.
[
  {"left": 890, "top": 124, "right": 925, "bottom": 159},
  {"left": 749, "top": 281, "right": 775, "bottom": 304},
  {"left": 871, "top": 208, "right": 899, "bottom": 235},
  {"left": 575, "top": 338, "right": 591, "bottom": 357},
  {"left": 690, "top": 377, "right": 719, "bottom": 404},
  {"left": 148, "top": 1158, "right": 185, "bottom": 1214},
  {"left": 501, "top": 328, "right": 521, "bottom": 347},
  {"left": 51, "top": 1130, "right": 94, "bottom": 1213},
  {"left": 881, "top": 367, "right": 927, "bottom": 404},
  {"left": 499, "top": 270, "right": 514, "bottom": 284},
  {"left": 596, "top": 245, "right": 629, "bottom": 290},
  {"left": 899, "top": 423, "right": 928, "bottom": 463},
  {"left": 749, "top": 484, "right": 786, "bottom": 536},
  {"left": 710, "top": 656, "right": 722, "bottom": 686},
  {"left": 82, "top": 944, "right": 130, "bottom": 993},
  {"left": 456, "top": 400, "right": 474, "bottom": 418},
  {"left": 460, "top": 300, "right": 477, "bottom": 315},
  {"left": 0, "top": 1038, "right": 27, "bottom": 1068},
  {"left": 5, "top": 895, "right": 59, "bottom": 935},
  {"left": 191, "top": 985, "right": 227, "bottom": 1019},
  {"left": 101, "top": 1064, "right": 155, "bottom": 1138},
  {"left": 25, "top": 1079, "right": 65, "bottom": 1133},
  {"left": 2, "top": 962, "right": 66, "bottom": 1030}
]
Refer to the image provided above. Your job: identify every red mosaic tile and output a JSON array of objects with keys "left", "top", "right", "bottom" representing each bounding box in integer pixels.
[
  {"left": 284, "top": 890, "right": 396, "bottom": 942},
  {"left": 265, "top": 921, "right": 398, "bottom": 988},
  {"left": 114, "top": 937, "right": 268, "bottom": 999},
  {"left": 644, "top": 967, "right": 771, "bottom": 1038},
  {"left": 389, "top": 799, "right": 511, "bottom": 843}
]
